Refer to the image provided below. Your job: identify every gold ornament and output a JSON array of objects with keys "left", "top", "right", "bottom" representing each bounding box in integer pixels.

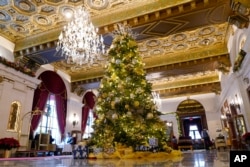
[
  {"left": 111, "top": 101, "right": 115, "bottom": 109},
  {"left": 125, "top": 104, "right": 130, "bottom": 109},
  {"left": 127, "top": 111, "right": 132, "bottom": 117},
  {"left": 134, "top": 101, "right": 140, "bottom": 107},
  {"left": 146, "top": 113, "right": 154, "bottom": 119},
  {"left": 102, "top": 93, "right": 107, "bottom": 98},
  {"left": 112, "top": 113, "right": 118, "bottom": 119}
]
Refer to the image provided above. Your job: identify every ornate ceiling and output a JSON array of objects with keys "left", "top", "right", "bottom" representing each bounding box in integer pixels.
[{"left": 0, "top": 0, "right": 244, "bottom": 99}]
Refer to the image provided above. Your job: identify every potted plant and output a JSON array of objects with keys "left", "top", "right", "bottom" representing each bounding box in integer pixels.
[{"left": 0, "top": 137, "right": 20, "bottom": 158}]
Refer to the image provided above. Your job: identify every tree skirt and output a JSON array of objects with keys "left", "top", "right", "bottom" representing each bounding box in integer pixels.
[{"left": 90, "top": 149, "right": 182, "bottom": 159}]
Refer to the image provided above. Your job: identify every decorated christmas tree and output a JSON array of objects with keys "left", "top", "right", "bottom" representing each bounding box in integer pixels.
[{"left": 89, "top": 24, "right": 170, "bottom": 152}]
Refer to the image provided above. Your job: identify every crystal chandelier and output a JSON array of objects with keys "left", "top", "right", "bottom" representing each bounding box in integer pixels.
[
  {"left": 152, "top": 91, "right": 161, "bottom": 109},
  {"left": 57, "top": 6, "right": 105, "bottom": 65}
]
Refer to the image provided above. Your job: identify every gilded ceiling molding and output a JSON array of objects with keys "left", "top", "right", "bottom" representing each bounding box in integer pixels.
[
  {"left": 158, "top": 82, "right": 221, "bottom": 99},
  {"left": 151, "top": 72, "right": 220, "bottom": 90},
  {"left": 143, "top": 44, "right": 229, "bottom": 68},
  {"left": 10, "top": 0, "right": 222, "bottom": 51},
  {"left": 66, "top": 47, "right": 229, "bottom": 82},
  {"left": 228, "top": 1, "right": 250, "bottom": 29}
]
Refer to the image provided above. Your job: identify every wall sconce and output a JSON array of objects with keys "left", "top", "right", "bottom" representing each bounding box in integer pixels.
[
  {"left": 221, "top": 115, "right": 227, "bottom": 120},
  {"left": 72, "top": 113, "right": 79, "bottom": 127}
]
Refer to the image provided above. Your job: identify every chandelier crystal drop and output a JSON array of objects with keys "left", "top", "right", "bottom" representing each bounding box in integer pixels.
[{"left": 56, "top": 6, "right": 105, "bottom": 65}]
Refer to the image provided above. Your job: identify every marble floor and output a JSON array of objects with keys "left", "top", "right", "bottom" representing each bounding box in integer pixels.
[{"left": 0, "top": 149, "right": 229, "bottom": 167}]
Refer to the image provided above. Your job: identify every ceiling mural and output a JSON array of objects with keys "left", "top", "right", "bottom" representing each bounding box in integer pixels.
[{"left": 1, "top": 0, "right": 248, "bottom": 99}]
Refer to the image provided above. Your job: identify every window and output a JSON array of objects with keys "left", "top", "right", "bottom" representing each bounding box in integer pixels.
[
  {"left": 83, "top": 110, "right": 94, "bottom": 139},
  {"left": 189, "top": 125, "right": 201, "bottom": 140},
  {"left": 35, "top": 94, "right": 60, "bottom": 144}
]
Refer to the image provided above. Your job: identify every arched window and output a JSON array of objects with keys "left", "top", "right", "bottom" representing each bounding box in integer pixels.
[{"left": 31, "top": 71, "right": 67, "bottom": 141}]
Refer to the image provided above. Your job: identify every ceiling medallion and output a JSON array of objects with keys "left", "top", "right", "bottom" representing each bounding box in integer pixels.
[
  {"left": 71, "top": 66, "right": 84, "bottom": 72},
  {"left": 199, "top": 26, "right": 215, "bottom": 35},
  {"left": 86, "top": 0, "right": 109, "bottom": 10},
  {"left": 199, "top": 38, "right": 214, "bottom": 46},
  {"left": 0, "top": 11, "right": 10, "bottom": 21},
  {"left": 171, "top": 33, "right": 186, "bottom": 42},
  {"left": 19, "top": 2, "right": 30, "bottom": 10},
  {"left": 0, "top": 12, "right": 6, "bottom": 20},
  {"left": 15, "top": 0, "right": 35, "bottom": 12},
  {"left": 10, "top": 24, "right": 26, "bottom": 33},
  {"left": 146, "top": 39, "right": 161, "bottom": 47},
  {"left": 35, "top": 15, "right": 50, "bottom": 25},
  {"left": 173, "top": 44, "right": 188, "bottom": 51},
  {"left": 61, "top": 7, "right": 74, "bottom": 19},
  {"left": 150, "top": 49, "right": 163, "bottom": 55}
]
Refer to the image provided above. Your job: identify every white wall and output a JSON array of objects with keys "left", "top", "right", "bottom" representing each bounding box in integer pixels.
[
  {"left": 0, "top": 36, "right": 15, "bottom": 62},
  {"left": 219, "top": 24, "right": 250, "bottom": 132},
  {"left": 0, "top": 64, "right": 40, "bottom": 140}
]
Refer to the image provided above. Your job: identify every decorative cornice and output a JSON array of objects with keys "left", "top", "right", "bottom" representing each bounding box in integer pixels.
[{"left": 151, "top": 71, "right": 220, "bottom": 90}]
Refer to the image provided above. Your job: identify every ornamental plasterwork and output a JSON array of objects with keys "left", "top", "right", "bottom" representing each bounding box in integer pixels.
[
  {"left": 150, "top": 71, "right": 220, "bottom": 91},
  {"left": 53, "top": 23, "right": 229, "bottom": 80},
  {"left": 0, "top": 0, "right": 153, "bottom": 42},
  {"left": 138, "top": 23, "right": 228, "bottom": 59},
  {"left": 149, "top": 71, "right": 218, "bottom": 84}
]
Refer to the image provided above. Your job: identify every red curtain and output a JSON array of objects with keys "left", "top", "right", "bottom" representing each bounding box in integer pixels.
[
  {"left": 31, "top": 71, "right": 67, "bottom": 136},
  {"left": 30, "top": 85, "right": 49, "bottom": 132},
  {"left": 81, "top": 91, "right": 96, "bottom": 134}
]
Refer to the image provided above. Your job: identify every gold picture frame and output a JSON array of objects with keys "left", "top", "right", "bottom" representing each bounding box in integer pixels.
[{"left": 7, "top": 101, "right": 21, "bottom": 132}]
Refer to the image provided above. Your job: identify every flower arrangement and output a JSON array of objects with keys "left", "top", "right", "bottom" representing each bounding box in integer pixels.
[
  {"left": 0, "top": 137, "right": 20, "bottom": 150},
  {"left": 0, "top": 56, "right": 37, "bottom": 77},
  {"left": 242, "top": 132, "right": 250, "bottom": 143}
]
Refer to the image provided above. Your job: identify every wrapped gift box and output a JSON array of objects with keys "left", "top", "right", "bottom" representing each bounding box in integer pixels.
[{"left": 149, "top": 138, "right": 158, "bottom": 146}]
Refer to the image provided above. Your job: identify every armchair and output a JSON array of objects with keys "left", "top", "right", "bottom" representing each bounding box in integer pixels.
[
  {"left": 215, "top": 135, "right": 226, "bottom": 150},
  {"left": 178, "top": 136, "right": 193, "bottom": 151}
]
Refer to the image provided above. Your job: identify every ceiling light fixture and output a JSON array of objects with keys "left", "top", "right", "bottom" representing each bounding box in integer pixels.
[
  {"left": 56, "top": 6, "right": 105, "bottom": 65},
  {"left": 152, "top": 91, "right": 161, "bottom": 108}
]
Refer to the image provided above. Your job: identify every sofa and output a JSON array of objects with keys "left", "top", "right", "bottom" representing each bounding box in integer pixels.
[{"left": 178, "top": 136, "right": 193, "bottom": 151}]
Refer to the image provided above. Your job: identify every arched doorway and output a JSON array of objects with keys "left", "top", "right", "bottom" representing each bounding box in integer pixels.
[{"left": 176, "top": 99, "right": 208, "bottom": 138}]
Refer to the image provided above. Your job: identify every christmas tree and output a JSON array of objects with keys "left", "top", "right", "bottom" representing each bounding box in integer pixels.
[{"left": 89, "top": 24, "right": 169, "bottom": 152}]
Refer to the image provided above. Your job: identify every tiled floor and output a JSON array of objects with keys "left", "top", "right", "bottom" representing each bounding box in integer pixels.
[{"left": 0, "top": 149, "right": 229, "bottom": 167}]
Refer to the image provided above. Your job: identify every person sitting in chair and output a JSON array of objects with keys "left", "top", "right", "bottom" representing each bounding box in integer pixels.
[{"left": 66, "top": 132, "right": 76, "bottom": 145}]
